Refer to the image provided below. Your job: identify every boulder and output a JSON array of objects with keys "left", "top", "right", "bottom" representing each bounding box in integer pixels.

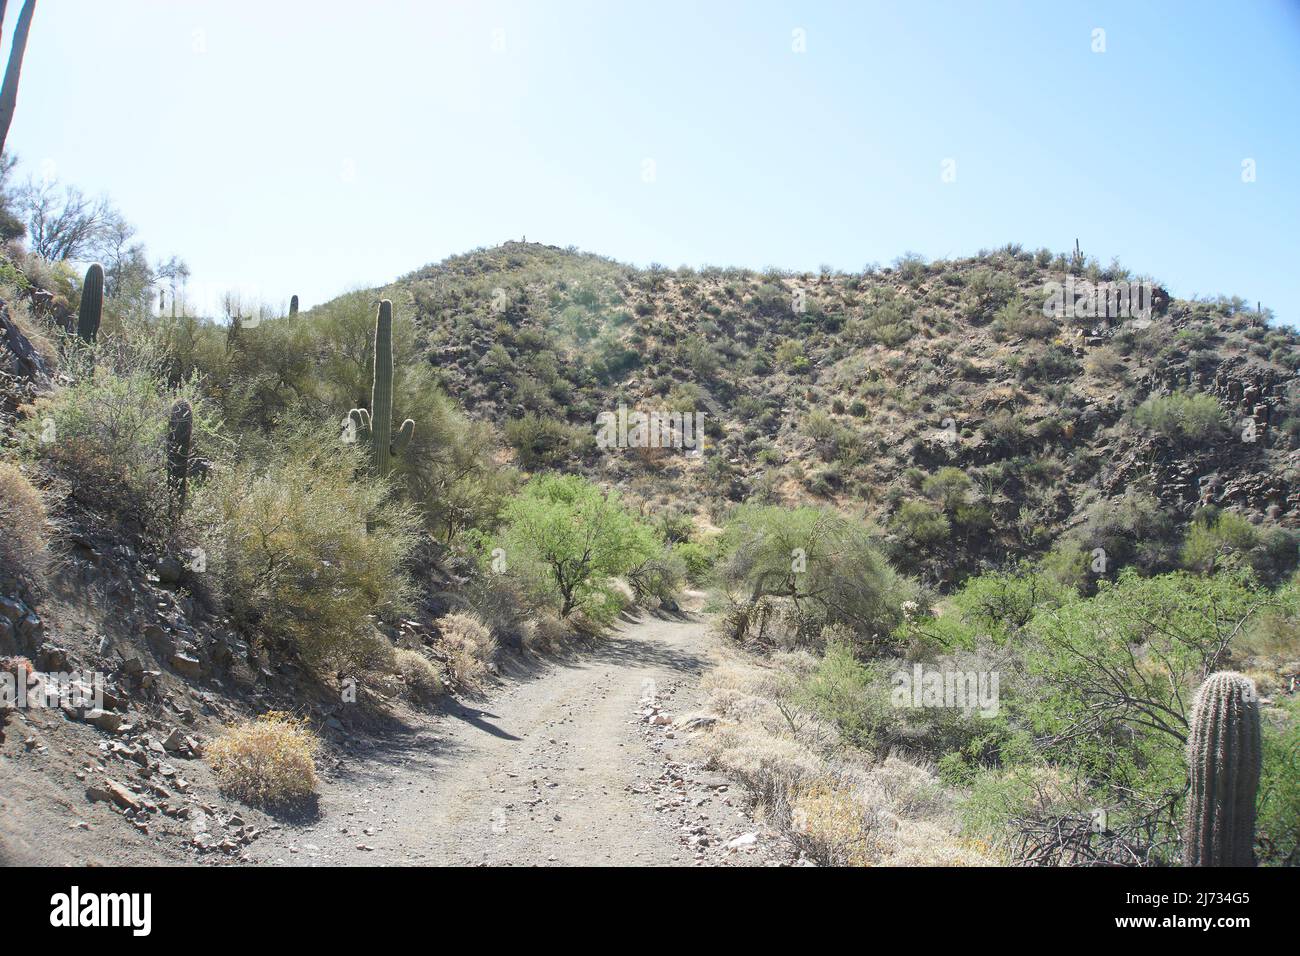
[
  {"left": 169, "top": 650, "right": 203, "bottom": 678},
  {"left": 86, "top": 779, "right": 141, "bottom": 812},
  {"left": 82, "top": 709, "right": 123, "bottom": 733}
]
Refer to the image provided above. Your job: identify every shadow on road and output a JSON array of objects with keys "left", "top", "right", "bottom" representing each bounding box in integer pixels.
[{"left": 449, "top": 706, "right": 523, "bottom": 741}]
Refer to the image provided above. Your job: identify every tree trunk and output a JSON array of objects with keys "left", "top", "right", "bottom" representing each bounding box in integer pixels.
[{"left": 0, "top": 0, "right": 36, "bottom": 157}]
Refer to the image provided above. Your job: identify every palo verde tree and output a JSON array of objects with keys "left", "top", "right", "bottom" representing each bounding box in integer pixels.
[
  {"left": 715, "top": 504, "right": 919, "bottom": 647},
  {"left": 496, "top": 473, "right": 655, "bottom": 620}
]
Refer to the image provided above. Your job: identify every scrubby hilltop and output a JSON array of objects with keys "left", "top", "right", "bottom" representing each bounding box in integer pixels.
[{"left": 367, "top": 241, "right": 1299, "bottom": 586}]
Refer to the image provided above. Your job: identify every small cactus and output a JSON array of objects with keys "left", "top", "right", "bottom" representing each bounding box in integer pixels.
[
  {"left": 167, "top": 399, "right": 193, "bottom": 517},
  {"left": 77, "top": 263, "right": 104, "bottom": 344},
  {"left": 289, "top": 294, "right": 299, "bottom": 317},
  {"left": 1184, "top": 671, "right": 1261, "bottom": 867},
  {"left": 348, "top": 299, "right": 414, "bottom": 474}
]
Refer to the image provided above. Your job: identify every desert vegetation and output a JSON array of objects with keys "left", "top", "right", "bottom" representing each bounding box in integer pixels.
[{"left": 0, "top": 158, "right": 1296, "bottom": 865}]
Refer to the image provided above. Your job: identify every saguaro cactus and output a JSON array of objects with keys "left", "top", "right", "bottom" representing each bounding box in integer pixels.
[
  {"left": 289, "top": 294, "right": 299, "bottom": 317},
  {"left": 77, "top": 262, "right": 104, "bottom": 343},
  {"left": 167, "top": 399, "right": 193, "bottom": 516},
  {"left": 1184, "top": 671, "right": 1261, "bottom": 867},
  {"left": 348, "top": 299, "right": 414, "bottom": 474}
]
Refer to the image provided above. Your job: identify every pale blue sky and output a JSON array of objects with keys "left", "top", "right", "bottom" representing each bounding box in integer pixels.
[{"left": 7, "top": 1, "right": 1300, "bottom": 322}]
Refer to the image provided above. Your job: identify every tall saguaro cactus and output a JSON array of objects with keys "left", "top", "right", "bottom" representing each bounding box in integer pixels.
[
  {"left": 289, "top": 294, "right": 299, "bottom": 317},
  {"left": 1184, "top": 672, "right": 1261, "bottom": 867},
  {"left": 348, "top": 299, "right": 414, "bottom": 474},
  {"left": 167, "top": 399, "right": 193, "bottom": 517},
  {"left": 77, "top": 262, "right": 104, "bottom": 344}
]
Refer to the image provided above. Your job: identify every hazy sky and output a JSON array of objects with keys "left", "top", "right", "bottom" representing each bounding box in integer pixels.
[{"left": 7, "top": 1, "right": 1300, "bottom": 322}]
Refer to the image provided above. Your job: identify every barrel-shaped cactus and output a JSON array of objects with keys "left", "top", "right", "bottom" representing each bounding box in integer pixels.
[
  {"left": 167, "top": 399, "right": 193, "bottom": 516},
  {"left": 1184, "top": 671, "right": 1261, "bottom": 866},
  {"left": 77, "top": 263, "right": 104, "bottom": 344},
  {"left": 348, "top": 299, "right": 414, "bottom": 474}
]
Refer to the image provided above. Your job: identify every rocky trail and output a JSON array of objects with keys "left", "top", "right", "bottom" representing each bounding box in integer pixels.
[
  {"left": 251, "top": 609, "right": 788, "bottom": 867},
  {"left": 230, "top": 610, "right": 764, "bottom": 865},
  {"left": 3, "top": 577, "right": 791, "bottom": 867}
]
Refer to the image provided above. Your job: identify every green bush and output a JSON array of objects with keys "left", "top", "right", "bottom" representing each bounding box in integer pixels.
[
  {"left": 672, "top": 540, "right": 715, "bottom": 585},
  {"left": 1132, "top": 391, "right": 1225, "bottom": 444},
  {"left": 1257, "top": 695, "right": 1300, "bottom": 866},
  {"left": 23, "top": 357, "right": 212, "bottom": 537},
  {"left": 716, "top": 504, "right": 919, "bottom": 647},
  {"left": 793, "top": 641, "right": 893, "bottom": 749},
  {"left": 495, "top": 473, "right": 656, "bottom": 620},
  {"left": 504, "top": 412, "right": 589, "bottom": 469},
  {"left": 202, "top": 424, "right": 418, "bottom": 673}
]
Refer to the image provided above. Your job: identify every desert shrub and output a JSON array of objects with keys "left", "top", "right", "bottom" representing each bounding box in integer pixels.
[
  {"left": 394, "top": 648, "right": 445, "bottom": 705},
  {"left": 23, "top": 360, "right": 212, "bottom": 536},
  {"left": 654, "top": 510, "right": 695, "bottom": 544},
  {"left": 0, "top": 280, "right": 57, "bottom": 368},
  {"left": 207, "top": 712, "right": 320, "bottom": 808},
  {"left": 990, "top": 297, "right": 1054, "bottom": 341},
  {"left": 390, "top": 366, "right": 518, "bottom": 541},
  {"left": 1181, "top": 509, "right": 1258, "bottom": 574},
  {"left": 1056, "top": 488, "right": 1182, "bottom": 583},
  {"left": 504, "top": 412, "right": 588, "bottom": 469},
  {"left": 519, "top": 610, "right": 569, "bottom": 654},
  {"left": 672, "top": 540, "right": 715, "bottom": 585},
  {"left": 790, "top": 777, "right": 888, "bottom": 866},
  {"left": 1084, "top": 346, "right": 1127, "bottom": 382},
  {"left": 1018, "top": 569, "right": 1267, "bottom": 859},
  {"left": 495, "top": 474, "right": 657, "bottom": 620},
  {"left": 626, "top": 547, "right": 686, "bottom": 606},
  {"left": 979, "top": 409, "right": 1028, "bottom": 456},
  {"left": 1132, "top": 391, "right": 1225, "bottom": 444},
  {"left": 437, "top": 611, "right": 498, "bottom": 689},
  {"left": 963, "top": 269, "right": 1016, "bottom": 324},
  {"left": 792, "top": 641, "right": 893, "bottom": 750},
  {"left": 887, "top": 500, "right": 951, "bottom": 570},
  {"left": 715, "top": 504, "right": 919, "bottom": 647},
  {"left": 203, "top": 424, "right": 418, "bottom": 673},
  {"left": 0, "top": 462, "right": 48, "bottom": 593},
  {"left": 921, "top": 467, "right": 973, "bottom": 512},
  {"left": 1257, "top": 695, "right": 1300, "bottom": 866},
  {"left": 857, "top": 301, "right": 915, "bottom": 348},
  {"left": 1181, "top": 510, "right": 1298, "bottom": 583}
]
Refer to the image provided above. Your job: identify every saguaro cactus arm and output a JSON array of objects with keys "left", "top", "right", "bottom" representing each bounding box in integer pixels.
[
  {"left": 392, "top": 418, "right": 415, "bottom": 454},
  {"left": 1183, "top": 671, "right": 1261, "bottom": 867}
]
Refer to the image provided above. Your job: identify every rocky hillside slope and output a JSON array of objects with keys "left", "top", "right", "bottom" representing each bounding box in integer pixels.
[{"left": 362, "top": 241, "right": 1299, "bottom": 585}]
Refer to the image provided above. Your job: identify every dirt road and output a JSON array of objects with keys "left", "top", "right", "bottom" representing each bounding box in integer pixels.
[{"left": 252, "top": 609, "right": 783, "bottom": 867}]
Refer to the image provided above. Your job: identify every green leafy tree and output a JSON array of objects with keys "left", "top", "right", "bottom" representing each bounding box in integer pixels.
[
  {"left": 716, "top": 504, "right": 919, "bottom": 646},
  {"left": 497, "top": 474, "right": 656, "bottom": 619}
]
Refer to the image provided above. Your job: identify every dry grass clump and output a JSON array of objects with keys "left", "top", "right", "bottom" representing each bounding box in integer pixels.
[
  {"left": 690, "top": 654, "right": 993, "bottom": 866},
  {"left": 437, "top": 612, "right": 497, "bottom": 689},
  {"left": 393, "top": 648, "right": 445, "bottom": 705},
  {"left": 520, "top": 610, "right": 569, "bottom": 654},
  {"left": 1, "top": 283, "right": 58, "bottom": 369},
  {"left": 0, "top": 462, "right": 49, "bottom": 591},
  {"left": 207, "top": 711, "right": 320, "bottom": 808},
  {"left": 791, "top": 777, "right": 889, "bottom": 866}
]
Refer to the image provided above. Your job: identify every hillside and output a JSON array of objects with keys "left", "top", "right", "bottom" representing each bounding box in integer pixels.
[
  {"left": 2, "top": 239, "right": 1297, "bottom": 871},
  {"left": 366, "top": 241, "right": 1299, "bottom": 587}
]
